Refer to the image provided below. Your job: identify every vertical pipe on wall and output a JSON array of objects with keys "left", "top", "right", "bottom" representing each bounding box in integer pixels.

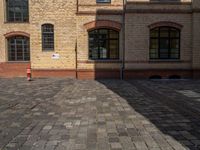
[
  {"left": 76, "top": 0, "right": 79, "bottom": 13},
  {"left": 121, "top": 0, "right": 126, "bottom": 80},
  {"left": 75, "top": 0, "right": 79, "bottom": 79},
  {"left": 75, "top": 39, "right": 78, "bottom": 79}
]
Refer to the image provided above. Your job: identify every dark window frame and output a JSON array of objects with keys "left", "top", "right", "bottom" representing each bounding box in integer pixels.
[
  {"left": 88, "top": 28, "right": 119, "bottom": 60},
  {"left": 96, "top": 0, "right": 111, "bottom": 3},
  {"left": 42, "top": 24, "right": 54, "bottom": 51},
  {"left": 7, "top": 36, "right": 30, "bottom": 61},
  {"left": 149, "top": 26, "right": 181, "bottom": 60},
  {"left": 6, "top": 0, "right": 29, "bottom": 22}
]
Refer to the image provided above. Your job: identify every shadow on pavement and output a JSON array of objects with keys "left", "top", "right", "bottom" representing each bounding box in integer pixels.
[{"left": 98, "top": 79, "right": 200, "bottom": 150}]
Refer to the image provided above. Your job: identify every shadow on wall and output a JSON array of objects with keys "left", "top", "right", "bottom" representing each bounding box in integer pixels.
[
  {"left": 150, "top": 0, "right": 181, "bottom": 2},
  {"left": 97, "top": 79, "right": 200, "bottom": 150},
  {"left": 80, "top": 7, "right": 193, "bottom": 80},
  {"left": 80, "top": 8, "right": 123, "bottom": 80}
]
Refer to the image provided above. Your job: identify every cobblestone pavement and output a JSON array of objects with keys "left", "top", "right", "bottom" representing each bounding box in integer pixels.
[{"left": 0, "top": 78, "right": 200, "bottom": 150}]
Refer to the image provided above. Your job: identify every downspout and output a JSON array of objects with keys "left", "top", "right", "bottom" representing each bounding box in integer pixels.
[
  {"left": 76, "top": 0, "right": 79, "bottom": 13},
  {"left": 75, "top": 40, "right": 78, "bottom": 79},
  {"left": 121, "top": 0, "right": 126, "bottom": 80},
  {"left": 75, "top": 0, "right": 79, "bottom": 79}
]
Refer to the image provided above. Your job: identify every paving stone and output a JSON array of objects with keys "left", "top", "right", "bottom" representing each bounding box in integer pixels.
[
  {"left": 0, "top": 78, "right": 200, "bottom": 150},
  {"left": 6, "top": 143, "right": 16, "bottom": 148},
  {"left": 43, "top": 125, "right": 52, "bottom": 130},
  {"left": 119, "top": 136, "right": 136, "bottom": 150},
  {"left": 46, "top": 140, "right": 59, "bottom": 146},
  {"left": 110, "top": 142, "right": 122, "bottom": 149},
  {"left": 48, "top": 112, "right": 55, "bottom": 116},
  {"left": 191, "top": 140, "right": 200, "bottom": 146},
  {"left": 44, "top": 145, "right": 56, "bottom": 150},
  {"left": 32, "top": 140, "right": 46, "bottom": 149},
  {"left": 179, "top": 140, "right": 193, "bottom": 146}
]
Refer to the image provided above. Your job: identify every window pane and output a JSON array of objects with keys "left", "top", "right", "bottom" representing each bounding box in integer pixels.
[
  {"left": 8, "top": 36, "right": 30, "bottom": 61},
  {"left": 160, "top": 39, "right": 169, "bottom": 59},
  {"left": 109, "top": 40, "right": 119, "bottom": 59},
  {"left": 160, "top": 27, "right": 169, "bottom": 38},
  {"left": 7, "top": 0, "right": 29, "bottom": 22},
  {"left": 99, "top": 29, "right": 108, "bottom": 34},
  {"left": 160, "top": 38, "right": 169, "bottom": 49},
  {"left": 150, "top": 28, "right": 159, "bottom": 38},
  {"left": 170, "top": 28, "right": 180, "bottom": 38},
  {"left": 89, "top": 30, "right": 98, "bottom": 35},
  {"left": 89, "top": 47, "right": 98, "bottom": 59},
  {"left": 42, "top": 24, "right": 54, "bottom": 50},
  {"left": 109, "top": 30, "right": 118, "bottom": 39},
  {"left": 150, "top": 49, "right": 159, "bottom": 59},
  {"left": 89, "top": 33, "right": 99, "bottom": 59},
  {"left": 150, "top": 37, "right": 159, "bottom": 59},
  {"left": 43, "top": 25, "right": 54, "bottom": 33},
  {"left": 150, "top": 27, "right": 180, "bottom": 60},
  {"left": 170, "top": 39, "right": 179, "bottom": 49},
  {"left": 150, "top": 39, "right": 158, "bottom": 49},
  {"left": 160, "top": 50, "right": 169, "bottom": 59},
  {"left": 170, "top": 49, "right": 179, "bottom": 59},
  {"left": 89, "top": 29, "right": 119, "bottom": 60},
  {"left": 99, "top": 39, "right": 108, "bottom": 59},
  {"left": 99, "top": 29, "right": 108, "bottom": 39}
]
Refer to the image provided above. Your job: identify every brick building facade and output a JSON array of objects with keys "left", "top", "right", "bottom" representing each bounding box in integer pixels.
[{"left": 0, "top": 0, "right": 200, "bottom": 79}]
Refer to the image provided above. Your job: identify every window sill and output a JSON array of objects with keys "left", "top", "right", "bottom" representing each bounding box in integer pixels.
[
  {"left": 96, "top": 2, "right": 111, "bottom": 3},
  {"left": 42, "top": 50, "right": 54, "bottom": 52},
  {"left": 149, "top": 59, "right": 181, "bottom": 63},
  {"left": 148, "top": 1, "right": 191, "bottom": 5},
  {"left": 4, "top": 21, "right": 30, "bottom": 24},
  {"left": 96, "top": 2, "right": 111, "bottom": 5},
  {"left": 7, "top": 61, "right": 30, "bottom": 63},
  {"left": 79, "top": 59, "right": 121, "bottom": 63}
]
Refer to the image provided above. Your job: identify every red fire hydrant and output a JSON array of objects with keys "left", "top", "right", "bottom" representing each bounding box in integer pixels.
[{"left": 27, "top": 64, "right": 32, "bottom": 81}]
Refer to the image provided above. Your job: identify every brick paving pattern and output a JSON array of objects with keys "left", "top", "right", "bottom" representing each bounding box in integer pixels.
[{"left": 0, "top": 78, "right": 200, "bottom": 150}]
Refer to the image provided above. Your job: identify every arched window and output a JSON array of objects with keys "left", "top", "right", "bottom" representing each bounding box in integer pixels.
[
  {"left": 89, "top": 29, "right": 119, "bottom": 60},
  {"left": 6, "top": 0, "right": 29, "bottom": 22},
  {"left": 150, "top": 27, "right": 180, "bottom": 59},
  {"left": 7, "top": 36, "right": 30, "bottom": 61},
  {"left": 42, "top": 24, "right": 54, "bottom": 51}
]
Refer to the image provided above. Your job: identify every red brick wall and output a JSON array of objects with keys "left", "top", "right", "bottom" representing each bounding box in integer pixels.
[
  {"left": 77, "top": 69, "right": 120, "bottom": 79},
  {"left": 84, "top": 20, "right": 122, "bottom": 31},
  {"left": 193, "top": 70, "right": 200, "bottom": 79},
  {"left": 148, "top": 21, "right": 183, "bottom": 30},
  {"left": 78, "top": 69, "right": 197, "bottom": 79},
  {"left": 0, "top": 63, "right": 199, "bottom": 79},
  {"left": 32, "top": 69, "right": 76, "bottom": 78},
  {"left": 124, "top": 69, "right": 193, "bottom": 79},
  {"left": 0, "top": 62, "right": 30, "bottom": 78},
  {"left": 4, "top": 31, "right": 30, "bottom": 38}
]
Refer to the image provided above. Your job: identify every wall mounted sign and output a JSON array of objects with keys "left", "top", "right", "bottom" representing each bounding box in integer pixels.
[{"left": 52, "top": 53, "right": 60, "bottom": 59}]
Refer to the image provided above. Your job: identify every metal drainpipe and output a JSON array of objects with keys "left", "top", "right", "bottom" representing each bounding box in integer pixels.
[
  {"left": 75, "top": 0, "right": 79, "bottom": 79},
  {"left": 75, "top": 40, "right": 78, "bottom": 79},
  {"left": 121, "top": 0, "right": 126, "bottom": 80},
  {"left": 76, "top": 0, "right": 79, "bottom": 13}
]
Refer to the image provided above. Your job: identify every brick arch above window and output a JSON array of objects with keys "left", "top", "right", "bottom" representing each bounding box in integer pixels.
[
  {"left": 84, "top": 20, "right": 122, "bottom": 31},
  {"left": 4, "top": 31, "right": 30, "bottom": 38},
  {"left": 148, "top": 21, "right": 183, "bottom": 30}
]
